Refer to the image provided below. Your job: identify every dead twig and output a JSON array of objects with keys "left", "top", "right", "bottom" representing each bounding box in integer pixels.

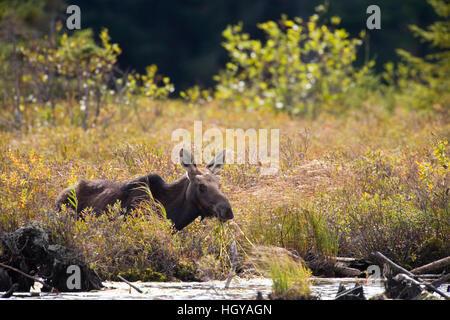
[
  {"left": 0, "top": 262, "right": 57, "bottom": 293},
  {"left": 117, "top": 275, "right": 143, "bottom": 293},
  {"left": 334, "top": 263, "right": 362, "bottom": 277},
  {"left": 371, "top": 251, "right": 449, "bottom": 300},
  {"left": 224, "top": 241, "right": 238, "bottom": 289},
  {"left": 431, "top": 273, "right": 450, "bottom": 288},
  {"left": 1, "top": 283, "right": 19, "bottom": 298}
]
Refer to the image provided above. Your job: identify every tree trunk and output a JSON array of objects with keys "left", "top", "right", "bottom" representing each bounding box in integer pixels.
[{"left": 11, "top": 30, "right": 22, "bottom": 132}]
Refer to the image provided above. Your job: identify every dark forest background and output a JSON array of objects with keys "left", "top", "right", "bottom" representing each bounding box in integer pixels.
[
  {"left": 7, "top": 0, "right": 440, "bottom": 90},
  {"left": 71, "top": 0, "right": 437, "bottom": 90}
]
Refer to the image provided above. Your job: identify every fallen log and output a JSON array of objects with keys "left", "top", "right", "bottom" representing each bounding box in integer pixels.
[
  {"left": 371, "top": 251, "right": 449, "bottom": 300},
  {"left": 335, "top": 283, "right": 366, "bottom": 300},
  {"left": 411, "top": 256, "right": 450, "bottom": 275},
  {"left": 336, "top": 257, "right": 358, "bottom": 262},
  {"left": 224, "top": 241, "right": 238, "bottom": 289},
  {"left": 0, "top": 267, "right": 12, "bottom": 291},
  {"left": 325, "top": 256, "right": 373, "bottom": 274},
  {"left": 370, "top": 252, "right": 411, "bottom": 275},
  {"left": 387, "top": 273, "right": 423, "bottom": 299},
  {"left": 0, "top": 262, "right": 56, "bottom": 292},
  {"left": 117, "top": 275, "right": 143, "bottom": 293},
  {"left": 417, "top": 274, "right": 445, "bottom": 279},
  {"left": 431, "top": 273, "right": 450, "bottom": 288},
  {"left": 334, "top": 262, "right": 362, "bottom": 277},
  {"left": 394, "top": 273, "right": 422, "bottom": 287},
  {"left": 1, "top": 222, "right": 103, "bottom": 292},
  {"left": 1, "top": 283, "right": 19, "bottom": 298},
  {"left": 324, "top": 256, "right": 358, "bottom": 263}
]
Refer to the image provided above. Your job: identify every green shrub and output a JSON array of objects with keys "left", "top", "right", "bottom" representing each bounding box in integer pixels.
[
  {"left": 382, "top": 0, "right": 450, "bottom": 112},
  {"left": 116, "top": 268, "right": 166, "bottom": 282},
  {"left": 214, "top": 14, "right": 374, "bottom": 117},
  {"left": 333, "top": 142, "right": 449, "bottom": 266},
  {"left": 0, "top": 23, "right": 173, "bottom": 131}
]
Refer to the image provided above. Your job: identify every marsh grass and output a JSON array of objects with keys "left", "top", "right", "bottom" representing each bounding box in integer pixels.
[
  {"left": 0, "top": 100, "right": 448, "bottom": 280},
  {"left": 67, "top": 187, "right": 78, "bottom": 213},
  {"left": 250, "top": 245, "right": 313, "bottom": 300},
  {"left": 0, "top": 5, "right": 448, "bottom": 282},
  {"left": 240, "top": 202, "right": 339, "bottom": 263}
]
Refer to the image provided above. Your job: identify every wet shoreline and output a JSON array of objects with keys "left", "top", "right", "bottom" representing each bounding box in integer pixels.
[{"left": 2, "top": 277, "right": 388, "bottom": 300}]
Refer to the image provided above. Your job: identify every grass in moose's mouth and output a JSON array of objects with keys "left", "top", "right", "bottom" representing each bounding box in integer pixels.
[{"left": 0, "top": 101, "right": 449, "bottom": 280}]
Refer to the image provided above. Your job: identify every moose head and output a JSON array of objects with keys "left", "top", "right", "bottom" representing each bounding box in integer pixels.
[{"left": 179, "top": 148, "right": 234, "bottom": 223}]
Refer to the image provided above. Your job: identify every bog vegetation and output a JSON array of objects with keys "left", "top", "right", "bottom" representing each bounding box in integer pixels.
[{"left": 0, "top": 0, "right": 448, "bottom": 294}]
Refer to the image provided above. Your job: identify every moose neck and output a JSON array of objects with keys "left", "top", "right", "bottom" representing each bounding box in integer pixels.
[{"left": 143, "top": 174, "right": 201, "bottom": 230}]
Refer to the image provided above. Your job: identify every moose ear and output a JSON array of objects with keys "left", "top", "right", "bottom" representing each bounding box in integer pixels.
[
  {"left": 180, "top": 148, "right": 199, "bottom": 179},
  {"left": 206, "top": 149, "right": 226, "bottom": 174}
]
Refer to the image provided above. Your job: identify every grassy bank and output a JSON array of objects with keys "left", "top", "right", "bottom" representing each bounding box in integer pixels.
[{"left": 0, "top": 99, "right": 448, "bottom": 281}]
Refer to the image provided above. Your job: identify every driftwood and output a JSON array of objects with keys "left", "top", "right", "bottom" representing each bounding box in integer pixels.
[
  {"left": 411, "top": 256, "right": 450, "bottom": 275},
  {"left": 333, "top": 262, "right": 362, "bottom": 277},
  {"left": 0, "top": 223, "right": 103, "bottom": 293},
  {"left": 371, "top": 251, "right": 449, "bottom": 300},
  {"left": 306, "top": 255, "right": 368, "bottom": 277},
  {"left": 117, "top": 275, "right": 143, "bottom": 293},
  {"left": 323, "top": 256, "right": 372, "bottom": 277},
  {"left": 330, "top": 257, "right": 358, "bottom": 263},
  {"left": 417, "top": 274, "right": 445, "bottom": 279},
  {"left": 335, "top": 283, "right": 366, "bottom": 300},
  {"left": 388, "top": 273, "right": 423, "bottom": 299},
  {"left": 0, "top": 262, "right": 56, "bottom": 292},
  {"left": 224, "top": 241, "right": 238, "bottom": 289},
  {"left": 394, "top": 273, "right": 422, "bottom": 286},
  {"left": 431, "top": 273, "right": 450, "bottom": 288},
  {"left": 1, "top": 283, "right": 19, "bottom": 298}
]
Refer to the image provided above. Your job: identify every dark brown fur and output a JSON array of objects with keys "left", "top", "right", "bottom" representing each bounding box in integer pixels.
[{"left": 56, "top": 149, "right": 233, "bottom": 230}]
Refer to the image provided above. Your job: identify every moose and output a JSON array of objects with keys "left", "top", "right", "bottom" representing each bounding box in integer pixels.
[{"left": 56, "top": 149, "right": 234, "bottom": 230}]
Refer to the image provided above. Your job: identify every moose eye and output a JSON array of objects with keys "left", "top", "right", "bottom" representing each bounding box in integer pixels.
[{"left": 198, "top": 184, "right": 207, "bottom": 193}]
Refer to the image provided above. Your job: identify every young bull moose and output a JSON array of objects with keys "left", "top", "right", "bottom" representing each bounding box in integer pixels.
[{"left": 56, "top": 149, "right": 234, "bottom": 230}]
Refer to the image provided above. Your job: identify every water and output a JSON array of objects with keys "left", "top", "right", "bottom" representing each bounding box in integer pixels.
[{"left": 3, "top": 277, "right": 390, "bottom": 300}]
